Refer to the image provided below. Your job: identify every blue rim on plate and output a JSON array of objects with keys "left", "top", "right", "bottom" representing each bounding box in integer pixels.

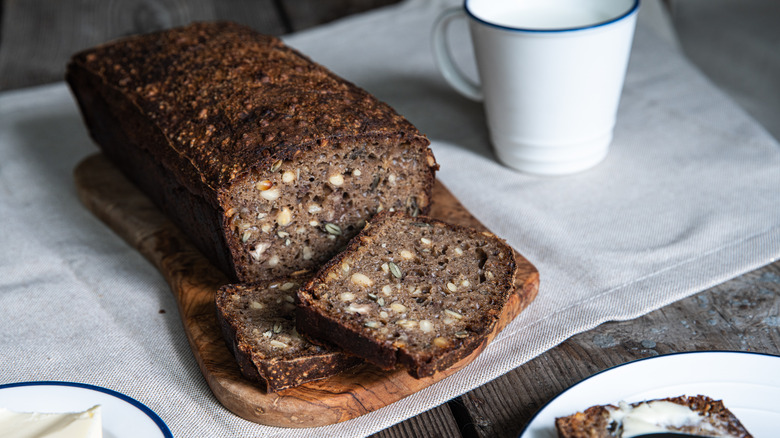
[
  {"left": 0, "top": 380, "right": 173, "bottom": 438},
  {"left": 518, "top": 350, "right": 780, "bottom": 437},
  {"left": 465, "top": 0, "right": 641, "bottom": 34}
]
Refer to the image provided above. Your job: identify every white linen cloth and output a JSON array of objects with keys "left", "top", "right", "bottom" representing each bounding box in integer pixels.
[{"left": 1, "top": 0, "right": 778, "bottom": 436}]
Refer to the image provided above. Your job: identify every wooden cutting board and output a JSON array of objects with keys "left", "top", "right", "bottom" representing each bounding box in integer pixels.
[{"left": 73, "top": 153, "right": 539, "bottom": 428}]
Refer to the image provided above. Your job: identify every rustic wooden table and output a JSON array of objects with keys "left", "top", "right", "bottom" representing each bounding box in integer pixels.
[{"left": 2, "top": 1, "right": 777, "bottom": 437}]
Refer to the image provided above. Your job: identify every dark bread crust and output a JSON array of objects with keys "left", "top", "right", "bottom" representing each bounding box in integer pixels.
[
  {"left": 66, "top": 21, "right": 436, "bottom": 282},
  {"left": 67, "top": 21, "right": 428, "bottom": 199},
  {"left": 555, "top": 395, "right": 753, "bottom": 438},
  {"left": 296, "top": 211, "right": 520, "bottom": 378},
  {"left": 216, "top": 282, "right": 361, "bottom": 392}
]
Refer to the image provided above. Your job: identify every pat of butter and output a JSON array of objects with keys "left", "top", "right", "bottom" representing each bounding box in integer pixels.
[
  {"left": 0, "top": 405, "right": 102, "bottom": 438},
  {"left": 608, "top": 400, "right": 706, "bottom": 438}
]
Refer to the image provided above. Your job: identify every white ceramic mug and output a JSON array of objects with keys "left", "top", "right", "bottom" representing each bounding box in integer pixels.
[{"left": 433, "top": 0, "right": 640, "bottom": 175}]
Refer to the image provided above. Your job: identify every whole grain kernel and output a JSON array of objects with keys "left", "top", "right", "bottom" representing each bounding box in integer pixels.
[
  {"left": 310, "top": 220, "right": 320, "bottom": 227},
  {"left": 273, "top": 322, "right": 283, "bottom": 333},
  {"left": 420, "top": 237, "right": 432, "bottom": 245},
  {"left": 261, "top": 224, "right": 273, "bottom": 233},
  {"left": 455, "top": 330, "right": 470, "bottom": 339},
  {"left": 419, "top": 320, "right": 434, "bottom": 333},
  {"left": 400, "top": 250, "right": 414, "bottom": 260},
  {"left": 270, "top": 340, "right": 287, "bottom": 349},
  {"left": 256, "top": 180, "right": 273, "bottom": 191},
  {"left": 381, "top": 263, "right": 389, "bottom": 273},
  {"left": 225, "top": 208, "right": 236, "bottom": 218},
  {"left": 486, "top": 271, "right": 495, "bottom": 280},
  {"left": 249, "top": 242, "right": 271, "bottom": 261},
  {"left": 397, "top": 319, "right": 417, "bottom": 329},
  {"left": 339, "top": 292, "right": 356, "bottom": 302},
  {"left": 454, "top": 247, "right": 464, "bottom": 255},
  {"left": 284, "top": 295, "right": 295, "bottom": 303},
  {"left": 461, "top": 279, "right": 471, "bottom": 287},
  {"left": 377, "top": 297, "right": 385, "bottom": 307},
  {"left": 442, "top": 317, "right": 455, "bottom": 325},
  {"left": 308, "top": 203, "right": 322, "bottom": 214},
  {"left": 390, "top": 302, "right": 407, "bottom": 313},
  {"left": 381, "top": 285, "right": 392, "bottom": 295},
  {"left": 380, "top": 311, "right": 389, "bottom": 319},
  {"left": 270, "top": 159, "right": 283, "bottom": 172},
  {"left": 282, "top": 170, "right": 296, "bottom": 183},
  {"left": 347, "top": 303, "right": 371, "bottom": 314},
  {"left": 388, "top": 262, "right": 402, "bottom": 279},
  {"left": 341, "top": 262, "right": 350, "bottom": 273},
  {"left": 261, "top": 187, "right": 281, "bottom": 201},
  {"left": 302, "top": 245, "right": 314, "bottom": 260},
  {"left": 268, "top": 255, "right": 280, "bottom": 267},
  {"left": 276, "top": 208, "right": 292, "bottom": 226},
  {"left": 444, "top": 309, "right": 463, "bottom": 319},
  {"left": 351, "top": 273, "right": 374, "bottom": 287},
  {"left": 324, "top": 222, "right": 342, "bottom": 235},
  {"left": 277, "top": 231, "right": 290, "bottom": 238},
  {"left": 328, "top": 174, "right": 344, "bottom": 186},
  {"left": 446, "top": 282, "right": 458, "bottom": 292},
  {"left": 388, "top": 174, "right": 396, "bottom": 184},
  {"left": 263, "top": 330, "right": 273, "bottom": 338},
  {"left": 353, "top": 169, "right": 362, "bottom": 176},
  {"left": 364, "top": 321, "right": 379, "bottom": 328},
  {"left": 250, "top": 301, "right": 264, "bottom": 309},
  {"left": 241, "top": 231, "right": 252, "bottom": 242},
  {"left": 433, "top": 337, "right": 450, "bottom": 348},
  {"left": 281, "top": 282, "right": 297, "bottom": 291}
]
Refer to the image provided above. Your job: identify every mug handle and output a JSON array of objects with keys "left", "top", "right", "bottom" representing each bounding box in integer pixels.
[{"left": 432, "top": 7, "right": 484, "bottom": 101}]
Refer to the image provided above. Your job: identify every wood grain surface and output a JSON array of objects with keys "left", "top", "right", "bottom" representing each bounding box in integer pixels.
[{"left": 73, "top": 153, "right": 539, "bottom": 428}]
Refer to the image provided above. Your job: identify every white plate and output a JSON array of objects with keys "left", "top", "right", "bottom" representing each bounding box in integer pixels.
[
  {"left": 0, "top": 381, "right": 172, "bottom": 438},
  {"left": 520, "top": 351, "right": 780, "bottom": 438}
]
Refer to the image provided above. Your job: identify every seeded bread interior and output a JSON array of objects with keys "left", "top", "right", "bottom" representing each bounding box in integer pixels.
[
  {"left": 216, "top": 278, "right": 362, "bottom": 392},
  {"left": 296, "top": 212, "right": 518, "bottom": 378}
]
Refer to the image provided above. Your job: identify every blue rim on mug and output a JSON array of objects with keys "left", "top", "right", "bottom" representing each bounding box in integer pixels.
[{"left": 464, "top": 0, "right": 640, "bottom": 33}]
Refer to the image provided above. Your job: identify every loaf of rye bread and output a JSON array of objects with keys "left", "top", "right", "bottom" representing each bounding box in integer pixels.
[
  {"left": 66, "top": 21, "right": 437, "bottom": 283},
  {"left": 216, "top": 279, "right": 361, "bottom": 392},
  {"left": 555, "top": 395, "right": 753, "bottom": 438},
  {"left": 296, "top": 211, "right": 520, "bottom": 378}
]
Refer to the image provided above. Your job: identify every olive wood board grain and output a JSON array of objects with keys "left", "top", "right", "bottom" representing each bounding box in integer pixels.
[{"left": 73, "top": 153, "right": 540, "bottom": 428}]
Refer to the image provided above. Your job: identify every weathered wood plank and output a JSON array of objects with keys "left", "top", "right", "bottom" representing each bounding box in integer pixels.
[
  {"left": 371, "top": 403, "right": 463, "bottom": 438},
  {"left": 457, "top": 261, "right": 780, "bottom": 438}
]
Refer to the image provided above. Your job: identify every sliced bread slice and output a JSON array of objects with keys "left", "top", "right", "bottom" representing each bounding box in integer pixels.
[
  {"left": 555, "top": 395, "right": 753, "bottom": 438},
  {"left": 296, "top": 211, "right": 520, "bottom": 378},
  {"left": 216, "top": 279, "right": 361, "bottom": 392}
]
